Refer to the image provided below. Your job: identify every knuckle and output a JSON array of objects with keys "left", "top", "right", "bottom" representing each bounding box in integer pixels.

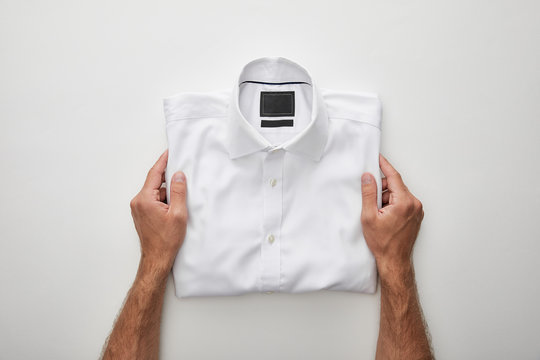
[
  {"left": 360, "top": 214, "right": 368, "bottom": 225},
  {"left": 171, "top": 186, "right": 186, "bottom": 198},
  {"left": 172, "top": 209, "right": 188, "bottom": 223},
  {"left": 130, "top": 194, "right": 151, "bottom": 212},
  {"left": 361, "top": 212, "right": 375, "bottom": 226},
  {"left": 404, "top": 198, "right": 416, "bottom": 213},
  {"left": 129, "top": 196, "right": 140, "bottom": 210},
  {"left": 364, "top": 188, "right": 377, "bottom": 197}
]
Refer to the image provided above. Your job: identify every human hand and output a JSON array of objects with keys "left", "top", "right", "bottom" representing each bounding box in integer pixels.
[
  {"left": 130, "top": 150, "right": 188, "bottom": 274},
  {"left": 360, "top": 154, "right": 424, "bottom": 280}
]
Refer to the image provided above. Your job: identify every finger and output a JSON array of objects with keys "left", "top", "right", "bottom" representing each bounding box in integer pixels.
[
  {"left": 379, "top": 154, "right": 398, "bottom": 177},
  {"left": 160, "top": 187, "right": 167, "bottom": 202},
  {"left": 382, "top": 177, "right": 388, "bottom": 191},
  {"left": 152, "top": 189, "right": 161, "bottom": 201},
  {"left": 143, "top": 149, "right": 169, "bottom": 191},
  {"left": 169, "top": 171, "right": 188, "bottom": 219},
  {"left": 382, "top": 190, "right": 390, "bottom": 205},
  {"left": 379, "top": 154, "right": 407, "bottom": 192},
  {"left": 361, "top": 173, "right": 378, "bottom": 223}
]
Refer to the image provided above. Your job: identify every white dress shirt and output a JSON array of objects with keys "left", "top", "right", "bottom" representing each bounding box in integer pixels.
[{"left": 164, "top": 57, "right": 382, "bottom": 298}]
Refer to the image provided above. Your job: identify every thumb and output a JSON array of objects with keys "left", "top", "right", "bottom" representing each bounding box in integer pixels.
[
  {"left": 361, "top": 173, "right": 378, "bottom": 223},
  {"left": 169, "top": 171, "right": 187, "bottom": 217}
]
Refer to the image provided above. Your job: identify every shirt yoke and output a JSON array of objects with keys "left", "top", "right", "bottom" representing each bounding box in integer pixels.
[
  {"left": 163, "top": 87, "right": 382, "bottom": 129},
  {"left": 319, "top": 88, "right": 382, "bottom": 129},
  {"left": 163, "top": 88, "right": 230, "bottom": 122}
]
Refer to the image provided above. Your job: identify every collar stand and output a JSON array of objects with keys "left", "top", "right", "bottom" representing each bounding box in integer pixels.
[{"left": 238, "top": 57, "right": 312, "bottom": 85}]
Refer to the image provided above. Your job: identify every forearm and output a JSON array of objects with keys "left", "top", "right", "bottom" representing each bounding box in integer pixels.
[
  {"left": 102, "top": 257, "right": 170, "bottom": 360},
  {"left": 376, "top": 262, "right": 433, "bottom": 360}
]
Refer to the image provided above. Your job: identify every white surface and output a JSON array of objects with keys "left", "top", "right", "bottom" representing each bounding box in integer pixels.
[{"left": 0, "top": 0, "right": 539, "bottom": 359}]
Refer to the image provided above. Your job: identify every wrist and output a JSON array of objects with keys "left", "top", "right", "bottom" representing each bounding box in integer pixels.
[
  {"left": 136, "top": 255, "right": 173, "bottom": 285},
  {"left": 377, "top": 258, "right": 415, "bottom": 288}
]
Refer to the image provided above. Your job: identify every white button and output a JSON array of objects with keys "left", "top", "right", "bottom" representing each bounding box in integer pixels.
[
  {"left": 267, "top": 234, "right": 275, "bottom": 244},
  {"left": 270, "top": 178, "right": 277, "bottom": 187}
]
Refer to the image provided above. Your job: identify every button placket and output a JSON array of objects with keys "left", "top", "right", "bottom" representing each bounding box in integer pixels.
[{"left": 260, "top": 149, "right": 285, "bottom": 292}]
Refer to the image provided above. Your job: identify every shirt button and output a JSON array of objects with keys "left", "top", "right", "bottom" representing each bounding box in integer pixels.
[
  {"left": 267, "top": 234, "right": 275, "bottom": 244},
  {"left": 269, "top": 178, "right": 277, "bottom": 187}
]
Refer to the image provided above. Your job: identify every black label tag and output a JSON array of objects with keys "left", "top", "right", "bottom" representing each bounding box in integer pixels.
[
  {"left": 261, "top": 119, "right": 294, "bottom": 127},
  {"left": 260, "top": 91, "right": 295, "bottom": 117}
]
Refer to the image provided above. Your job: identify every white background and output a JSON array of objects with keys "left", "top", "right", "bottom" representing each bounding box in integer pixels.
[{"left": 1, "top": 0, "right": 539, "bottom": 359}]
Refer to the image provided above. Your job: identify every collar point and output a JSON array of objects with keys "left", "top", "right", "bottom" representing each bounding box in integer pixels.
[{"left": 311, "top": 153, "right": 324, "bottom": 162}]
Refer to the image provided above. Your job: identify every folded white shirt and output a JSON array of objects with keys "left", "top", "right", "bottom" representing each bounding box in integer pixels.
[{"left": 164, "top": 56, "right": 382, "bottom": 298}]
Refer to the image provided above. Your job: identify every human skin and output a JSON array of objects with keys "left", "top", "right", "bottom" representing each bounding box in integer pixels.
[
  {"left": 101, "top": 150, "right": 188, "bottom": 360},
  {"left": 101, "top": 151, "right": 433, "bottom": 360},
  {"left": 361, "top": 154, "right": 434, "bottom": 359}
]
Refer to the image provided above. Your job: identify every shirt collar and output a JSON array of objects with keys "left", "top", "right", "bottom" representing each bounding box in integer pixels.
[{"left": 226, "top": 57, "right": 329, "bottom": 162}]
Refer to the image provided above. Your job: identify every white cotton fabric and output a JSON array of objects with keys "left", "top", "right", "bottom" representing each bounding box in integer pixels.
[{"left": 164, "top": 57, "right": 382, "bottom": 298}]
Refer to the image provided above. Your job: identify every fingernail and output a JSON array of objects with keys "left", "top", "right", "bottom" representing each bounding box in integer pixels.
[
  {"left": 362, "top": 173, "right": 372, "bottom": 184},
  {"left": 173, "top": 172, "right": 185, "bottom": 183}
]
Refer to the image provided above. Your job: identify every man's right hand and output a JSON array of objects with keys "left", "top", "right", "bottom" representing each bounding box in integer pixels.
[{"left": 360, "top": 154, "right": 424, "bottom": 279}]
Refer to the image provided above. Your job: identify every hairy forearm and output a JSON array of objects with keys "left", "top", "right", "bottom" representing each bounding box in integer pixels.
[
  {"left": 376, "top": 262, "right": 433, "bottom": 360},
  {"left": 102, "top": 257, "right": 170, "bottom": 360}
]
